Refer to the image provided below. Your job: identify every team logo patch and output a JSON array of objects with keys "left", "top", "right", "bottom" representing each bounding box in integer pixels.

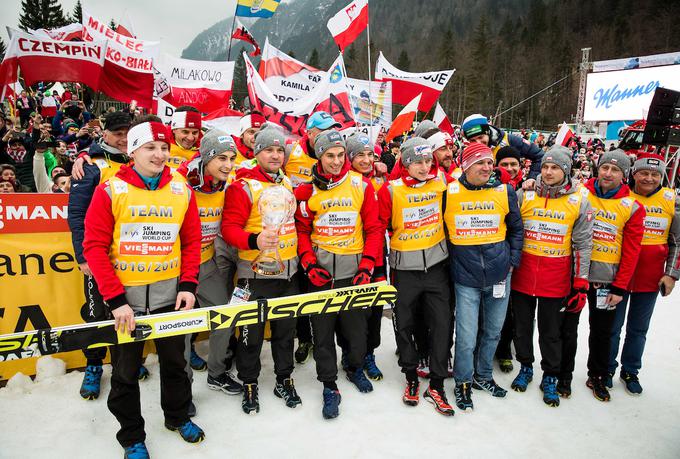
[
  {"left": 170, "top": 182, "right": 184, "bottom": 195},
  {"left": 664, "top": 190, "right": 674, "bottom": 201},
  {"left": 113, "top": 181, "right": 128, "bottom": 194},
  {"left": 414, "top": 144, "right": 432, "bottom": 156},
  {"left": 218, "top": 136, "right": 230, "bottom": 143},
  {"left": 351, "top": 175, "right": 361, "bottom": 187},
  {"left": 621, "top": 198, "right": 632, "bottom": 208},
  {"left": 586, "top": 210, "right": 593, "bottom": 222},
  {"left": 568, "top": 194, "right": 580, "bottom": 205}
]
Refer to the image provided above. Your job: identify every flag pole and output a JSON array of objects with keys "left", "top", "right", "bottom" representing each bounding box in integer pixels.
[
  {"left": 366, "top": 0, "right": 374, "bottom": 143},
  {"left": 227, "top": 6, "right": 238, "bottom": 61}
]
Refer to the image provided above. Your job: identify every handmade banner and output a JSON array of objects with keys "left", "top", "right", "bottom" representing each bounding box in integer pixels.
[
  {"left": 258, "top": 38, "right": 326, "bottom": 103},
  {"left": 346, "top": 78, "right": 391, "bottom": 127},
  {"left": 583, "top": 64, "right": 680, "bottom": 121},
  {"left": 82, "top": 11, "right": 159, "bottom": 107},
  {"left": 375, "top": 52, "right": 454, "bottom": 112},
  {"left": 0, "top": 193, "right": 87, "bottom": 380},
  {"left": 246, "top": 52, "right": 355, "bottom": 136},
  {"left": 1, "top": 29, "right": 105, "bottom": 90},
  {"left": 156, "top": 54, "right": 235, "bottom": 113}
]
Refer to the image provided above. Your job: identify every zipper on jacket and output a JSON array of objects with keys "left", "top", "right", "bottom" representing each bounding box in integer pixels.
[
  {"left": 479, "top": 245, "right": 486, "bottom": 286},
  {"left": 421, "top": 250, "right": 428, "bottom": 272},
  {"left": 145, "top": 285, "right": 150, "bottom": 315}
]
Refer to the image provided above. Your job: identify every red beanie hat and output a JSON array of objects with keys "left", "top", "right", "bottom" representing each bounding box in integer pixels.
[{"left": 461, "top": 142, "right": 494, "bottom": 171}]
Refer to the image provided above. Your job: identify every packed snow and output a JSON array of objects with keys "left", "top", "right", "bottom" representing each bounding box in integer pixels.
[{"left": 1, "top": 288, "right": 679, "bottom": 459}]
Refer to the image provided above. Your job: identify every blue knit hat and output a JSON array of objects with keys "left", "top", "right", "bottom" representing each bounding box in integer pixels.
[{"left": 461, "top": 114, "right": 490, "bottom": 139}]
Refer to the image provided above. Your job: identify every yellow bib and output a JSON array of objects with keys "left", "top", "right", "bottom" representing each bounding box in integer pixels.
[
  {"left": 238, "top": 177, "right": 298, "bottom": 262},
  {"left": 167, "top": 144, "right": 195, "bottom": 170},
  {"left": 390, "top": 172, "right": 447, "bottom": 252},
  {"left": 195, "top": 188, "right": 226, "bottom": 264},
  {"left": 630, "top": 187, "right": 676, "bottom": 246},
  {"left": 308, "top": 171, "right": 366, "bottom": 255},
  {"left": 444, "top": 182, "right": 509, "bottom": 245},
  {"left": 285, "top": 142, "right": 316, "bottom": 187},
  {"left": 93, "top": 157, "right": 124, "bottom": 184},
  {"left": 520, "top": 187, "right": 587, "bottom": 257},
  {"left": 108, "top": 173, "right": 190, "bottom": 286},
  {"left": 588, "top": 192, "right": 635, "bottom": 264}
]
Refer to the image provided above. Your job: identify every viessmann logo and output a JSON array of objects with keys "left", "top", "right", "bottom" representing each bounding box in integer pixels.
[
  {"left": 154, "top": 317, "right": 207, "bottom": 335},
  {"left": 0, "top": 195, "right": 70, "bottom": 233}
]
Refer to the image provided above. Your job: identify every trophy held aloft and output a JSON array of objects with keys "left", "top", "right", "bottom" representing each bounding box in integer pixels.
[{"left": 251, "top": 185, "right": 297, "bottom": 276}]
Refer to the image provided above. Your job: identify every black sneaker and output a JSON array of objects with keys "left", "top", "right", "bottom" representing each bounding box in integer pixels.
[
  {"left": 557, "top": 378, "right": 572, "bottom": 398},
  {"left": 586, "top": 376, "right": 611, "bottom": 402},
  {"left": 454, "top": 383, "right": 473, "bottom": 411},
  {"left": 472, "top": 377, "right": 507, "bottom": 398},
  {"left": 604, "top": 372, "right": 614, "bottom": 389},
  {"left": 242, "top": 383, "right": 260, "bottom": 414},
  {"left": 274, "top": 378, "right": 302, "bottom": 408},
  {"left": 295, "top": 342, "right": 313, "bottom": 364},
  {"left": 620, "top": 370, "right": 643, "bottom": 395},
  {"left": 207, "top": 371, "right": 243, "bottom": 395}
]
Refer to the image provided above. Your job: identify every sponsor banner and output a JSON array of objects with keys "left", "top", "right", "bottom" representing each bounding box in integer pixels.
[
  {"left": 245, "top": 52, "right": 355, "bottom": 136},
  {"left": 593, "top": 51, "right": 680, "bottom": 72},
  {"left": 0, "top": 194, "right": 86, "bottom": 379},
  {"left": 584, "top": 65, "right": 680, "bottom": 121},
  {"left": 259, "top": 38, "right": 325, "bottom": 103},
  {"left": 157, "top": 54, "right": 235, "bottom": 113},
  {"left": 375, "top": 51, "right": 454, "bottom": 112},
  {"left": 2, "top": 29, "right": 105, "bottom": 90}
]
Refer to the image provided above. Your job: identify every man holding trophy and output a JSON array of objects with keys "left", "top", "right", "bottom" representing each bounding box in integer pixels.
[
  {"left": 294, "top": 129, "right": 383, "bottom": 420},
  {"left": 221, "top": 126, "right": 301, "bottom": 415}
]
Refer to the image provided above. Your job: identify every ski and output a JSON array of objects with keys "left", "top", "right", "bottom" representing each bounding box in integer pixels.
[{"left": 0, "top": 282, "right": 396, "bottom": 361}]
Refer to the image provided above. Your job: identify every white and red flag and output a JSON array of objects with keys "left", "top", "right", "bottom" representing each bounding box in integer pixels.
[
  {"left": 81, "top": 11, "right": 159, "bottom": 107},
  {"left": 375, "top": 52, "right": 454, "bottom": 112},
  {"left": 555, "top": 122, "right": 575, "bottom": 146},
  {"left": 156, "top": 54, "right": 235, "bottom": 113},
  {"left": 232, "top": 19, "right": 261, "bottom": 56},
  {"left": 29, "top": 23, "right": 84, "bottom": 41},
  {"left": 385, "top": 93, "right": 421, "bottom": 142},
  {"left": 327, "top": 0, "right": 369, "bottom": 52},
  {"left": 116, "top": 11, "right": 137, "bottom": 38},
  {"left": 433, "top": 102, "right": 454, "bottom": 135},
  {"left": 1, "top": 29, "right": 105, "bottom": 91},
  {"left": 202, "top": 107, "right": 244, "bottom": 136}
]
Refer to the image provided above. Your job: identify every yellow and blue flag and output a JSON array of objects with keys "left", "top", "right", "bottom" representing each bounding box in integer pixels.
[{"left": 235, "top": 0, "right": 282, "bottom": 18}]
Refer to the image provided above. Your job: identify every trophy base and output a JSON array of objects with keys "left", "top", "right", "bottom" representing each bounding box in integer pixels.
[{"left": 251, "top": 259, "right": 285, "bottom": 277}]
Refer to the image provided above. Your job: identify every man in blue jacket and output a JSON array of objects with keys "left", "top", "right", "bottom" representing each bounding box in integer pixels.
[
  {"left": 443, "top": 142, "right": 524, "bottom": 412},
  {"left": 461, "top": 114, "right": 544, "bottom": 179}
]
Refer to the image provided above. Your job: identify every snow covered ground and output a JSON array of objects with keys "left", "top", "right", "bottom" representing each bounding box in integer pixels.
[{"left": 1, "top": 289, "right": 680, "bottom": 459}]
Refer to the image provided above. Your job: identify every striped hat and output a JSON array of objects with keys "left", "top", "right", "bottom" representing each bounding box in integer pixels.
[
  {"left": 461, "top": 113, "right": 490, "bottom": 139},
  {"left": 171, "top": 110, "right": 202, "bottom": 130},
  {"left": 128, "top": 122, "right": 171, "bottom": 151},
  {"left": 461, "top": 142, "right": 494, "bottom": 170}
]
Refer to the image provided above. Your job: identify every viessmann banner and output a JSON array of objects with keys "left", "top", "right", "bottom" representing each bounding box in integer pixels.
[{"left": 583, "top": 64, "right": 680, "bottom": 121}]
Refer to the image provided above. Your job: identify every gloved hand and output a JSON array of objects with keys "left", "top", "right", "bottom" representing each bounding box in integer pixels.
[
  {"left": 565, "top": 278, "right": 589, "bottom": 313},
  {"left": 301, "top": 253, "right": 332, "bottom": 287},
  {"left": 372, "top": 265, "right": 387, "bottom": 283},
  {"left": 352, "top": 256, "right": 375, "bottom": 286}
]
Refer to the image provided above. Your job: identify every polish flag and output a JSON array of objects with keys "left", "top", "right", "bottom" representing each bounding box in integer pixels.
[
  {"left": 555, "top": 122, "right": 575, "bottom": 147},
  {"left": 202, "top": 107, "right": 244, "bottom": 136},
  {"left": 375, "top": 52, "right": 454, "bottom": 112},
  {"left": 29, "top": 23, "right": 84, "bottom": 41},
  {"left": 385, "top": 94, "right": 421, "bottom": 142},
  {"left": 116, "top": 11, "right": 137, "bottom": 38},
  {"left": 433, "top": 102, "right": 454, "bottom": 135},
  {"left": 232, "top": 18, "right": 261, "bottom": 56},
  {"left": 327, "top": 0, "right": 369, "bottom": 52}
]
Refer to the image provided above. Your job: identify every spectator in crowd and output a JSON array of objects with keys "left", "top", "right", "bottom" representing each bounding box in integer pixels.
[
  {"left": 16, "top": 90, "right": 36, "bottom": 128},
  {"left": 0, "top": 177, "right": 17, "bottom": 193}
]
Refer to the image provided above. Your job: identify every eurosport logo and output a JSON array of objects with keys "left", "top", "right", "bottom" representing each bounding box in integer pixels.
[{"left": 153, "top": 316, "right": 207, "bottom": 335}]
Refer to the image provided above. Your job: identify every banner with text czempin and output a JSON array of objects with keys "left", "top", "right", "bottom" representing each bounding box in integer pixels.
[{"left": 0, "top": 193, "right": 87, "bottom": 380}]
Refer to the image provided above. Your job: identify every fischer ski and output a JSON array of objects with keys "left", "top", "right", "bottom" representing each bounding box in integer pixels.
[{"left": 0, "top": 282, "right": 396, "bottom": 361}]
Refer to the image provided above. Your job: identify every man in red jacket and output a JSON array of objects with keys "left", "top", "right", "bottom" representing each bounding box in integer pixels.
[
  {"left": 560, "top": 149, "right": 645, "bottom": 402},
  {"left": 82, "top": 116, "right": 204, "bottom": 457},
  {"left": 294, "top": 129, "right": 383, "bottom": 419},
  {"left": 608, "top": 157, "right": 680, "bottom": 394}
]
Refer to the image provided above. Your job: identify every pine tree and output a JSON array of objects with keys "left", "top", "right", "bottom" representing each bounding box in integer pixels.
[
  {"left": 308, "top": 48, "right": 320, "bottom": 69},
  {"left": 109, "top": 19, "right": 117, "bottom": 30},
  {"left": 468, "top": 14, "right": 491, "bottom": 113},
  {"left": 0, "top": 37, "right": 6, "bottom": 60},
  {"left": 346, "top": 43, "right": 358, "bottom": 72},
  {"left": 397, "top": 50, "right": 411, "bottom": 71},
  {"left": 232, "top": 48, "right": 248, "bottom": 108},
  {"left": 70, "top": 0, "right": 82, "bottom": 23},
  {"left": 19, "top": 0, "right": 68, "bottom": 31}
]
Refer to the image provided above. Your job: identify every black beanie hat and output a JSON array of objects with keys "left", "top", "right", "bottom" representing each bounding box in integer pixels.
[{"left": 495, "top": 146, "right": 520, "bottom": 165}]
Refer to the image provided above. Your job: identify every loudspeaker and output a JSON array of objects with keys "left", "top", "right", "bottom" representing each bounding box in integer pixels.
[
  {"left": 647, "top": 106, "right": 680, "bottom": 125},
  {"left": 649, "top": 87, "right": 680, "bottom": 109},
  {"left": 643, "top": 124, "right": 680, "bottom": 146}
]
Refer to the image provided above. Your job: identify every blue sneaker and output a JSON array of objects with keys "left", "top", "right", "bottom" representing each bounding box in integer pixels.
[
  {"left": 190, "top": 346, "right": 207, "bottom": 371},
  {"left": 124, "top": 442, "right": 149, "bottom": 459},
  {"left": 123, "top": 442, "right": 150, "bottom": 459},
  {"left": 137, "top": 365, "right": 150, "bottom": 381},
  {"left": 511, "top": 366, "right": 534, "bottom": 392},
  {"left": 620, "top": 370, "right": 643, "bottom": 395},
  {"left": 364, "top": 353, "right": 383, "bottom": 381},
  {"left": 322, "top": 388, "right": 341, "bottom": 419},
  {"left": 165, "top": 420, "right": 205, "bottom": 443},
  {"left": 472, "top": 377, "right": 507, "bottom": 398},
  {"left": 540, "top": 375, "right": 560, "bottom": 407},
  {"left": 80, "top": 365, "right": 103, "bottom": 400},
  {"left": 347, "top": 369, "right": 373, "bottom": 393}
]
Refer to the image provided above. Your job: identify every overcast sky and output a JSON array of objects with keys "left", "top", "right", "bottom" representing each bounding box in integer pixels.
[{"left": 1, "top": 0, "right": 247, "bottom": 56}]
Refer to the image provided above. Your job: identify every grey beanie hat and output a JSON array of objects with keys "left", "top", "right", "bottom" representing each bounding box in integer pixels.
[
  {"left": 400, "top": 137, "right": 433, "bottom": 166},
  {"left": 253, "top": 127, "right": 287, "bottom": 155},
  {"left": 598, "top": 148, "right": 632, "bottom": 178},
  {"left": 413, "top": 120, "right": 439, "bottom": 138},
  {"left": 346, "top": 132, "right": 372, "bottom": 162},
  {"left": 541, "top": 145, "right": 573, "bottom": 176},
  {"left": 314, "top": 129, "right": 346, "bottom": 157},
  {"left": 199, "top": 129, "right": 237, "bottom": 164},
  {"left": 632, "top": 156, "right": 666, "bottom": 175}
]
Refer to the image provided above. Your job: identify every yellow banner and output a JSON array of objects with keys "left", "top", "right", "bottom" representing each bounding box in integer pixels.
[{"left": 0, "top": 193, "right": 87, "bottom": 380}]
